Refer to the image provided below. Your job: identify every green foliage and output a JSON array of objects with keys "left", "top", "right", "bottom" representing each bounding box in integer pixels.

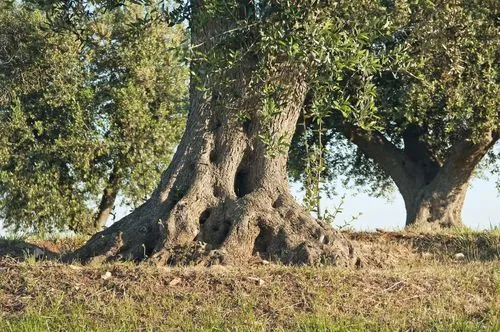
[
  {"left": 289, "top": 0, "right": 499, "bottom": 199},
  {"left": 186, "top": 1, "right": 398, "bottom": 156},
  {"left": 2, "top": 0, "right": 496, "bottom": 232},
  {"left": 265, "top": 0, "right": 399, "bottom": 207},
  {"left": 87, "top": 5, "right": 188, "bottom": 207},
  {"left": 0, "top": 2, "right": 188, "bottom": 233},
  {"left": 256, "top": 0, "right": 395, "bottom": 155},
  {"left": 174, "top": 0, "right": 414, "bottom": 211},
  {"left": 390, "top": 0, "right": 499, "bottom": 150}
]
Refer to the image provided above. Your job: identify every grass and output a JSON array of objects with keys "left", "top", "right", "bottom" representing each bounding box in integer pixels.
[{"left": 0, "top": 231, "right": 499, "bottom": 331}]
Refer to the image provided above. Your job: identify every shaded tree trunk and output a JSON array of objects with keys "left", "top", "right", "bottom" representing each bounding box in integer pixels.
[
  {"left": 402, "top": 132, "right": 498, "bottom": 230},
  {"left": 70, "top": 1, "right": 353, "bottom": 266},
  {"left": 403, "top": 182, "right": 468, "bottom": 230},
  {"left": 341, "top": 120, "right": 498, "bottom": 230},
  {"left": 93, "top": 166, "right": 121, "bottom": 231}
]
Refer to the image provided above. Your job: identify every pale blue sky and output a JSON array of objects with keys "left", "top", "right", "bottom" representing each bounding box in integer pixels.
[{"left": 105, "top": 175, "right": 500, "bottom": 231}]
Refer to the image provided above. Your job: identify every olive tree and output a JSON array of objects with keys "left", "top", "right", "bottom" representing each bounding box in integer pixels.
[
  {"left": 289, "top": 0, "right": 499, "bottom": 230},
  {"left": 0, "top": 2, "right": 187, "bottom": 233},
  {"left": 72, "top": 0, "right": 395, "bottom": 265}
]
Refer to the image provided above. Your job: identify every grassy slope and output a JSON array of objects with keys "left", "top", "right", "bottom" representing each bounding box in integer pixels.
[{"left": 0, "top": 231, "right": 499, "bottom": 331}]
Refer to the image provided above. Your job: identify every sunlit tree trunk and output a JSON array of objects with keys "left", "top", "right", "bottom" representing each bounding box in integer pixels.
[
  {"left": 93, "top": 166, "right": 121, "bottom": 231},
  {"left": 71, "top": 0, "right": 352, "bottom": 266},
  {"left": 341, "top": 121, "right": 497, "bottom": 230}
]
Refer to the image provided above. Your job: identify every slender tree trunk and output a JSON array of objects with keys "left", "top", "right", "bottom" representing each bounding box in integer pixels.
[
  {"left": 93, "top": 167, "right": 121, "bottom": 231},
  {"left": 70, "top": 1, "right": 353, "bottom": 266}
]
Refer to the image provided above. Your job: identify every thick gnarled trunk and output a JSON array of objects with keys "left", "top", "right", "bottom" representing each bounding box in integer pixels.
[
  {"left": 403, "top": 182, "right": 468, "bottom": 230},
  {"left": 402, "top": 132, "right": 497, "bottom": 230},
  {"left": 70, "top": 68, "right": 352, "bottom": 265},
  {"left": 342, "top": 121, "right": 497, "bottom": 230},
  {"left": 70, "top": 1, "right": 353, "bottom": 266}
]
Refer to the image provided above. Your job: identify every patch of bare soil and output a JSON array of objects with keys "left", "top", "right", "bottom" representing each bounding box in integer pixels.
[
  {"left": 0, "top": 236, "right": 88, "bottom": 260},
  {"left": 0, "top": 240, "right": 56, "bottom": 260}
]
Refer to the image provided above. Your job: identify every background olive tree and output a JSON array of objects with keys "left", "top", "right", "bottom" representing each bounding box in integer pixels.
[
  {"left": 289, "top": 0, "right": 499, "bottom": 230},
  {"left": 0, "top": 1, "right": 188, "bottom": 233}
]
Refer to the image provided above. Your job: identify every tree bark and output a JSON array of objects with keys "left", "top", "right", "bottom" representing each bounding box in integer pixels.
[
  {"left": 403, "top": 131, "right": 498, "bottom": 230},
  {"left": 93, "top": 166, "right": 121, "bottom": 231},
  {"left": 339, "top": 118, "right": 498, "bottom": 230},
  {"left": 70, "top": 1, "right": 353, "bottom": 266},
  {"left": 403, "top": 183, "right": 468, "bottom": 230}
]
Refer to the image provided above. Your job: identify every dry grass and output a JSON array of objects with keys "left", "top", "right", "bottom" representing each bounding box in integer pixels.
[{"left": 0, "top": 231, "right": 498, "bottom": 331}]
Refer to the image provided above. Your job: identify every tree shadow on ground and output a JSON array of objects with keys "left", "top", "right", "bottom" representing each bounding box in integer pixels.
[{"left": 0, "top": 239, "right": 59, "bottom": 261}]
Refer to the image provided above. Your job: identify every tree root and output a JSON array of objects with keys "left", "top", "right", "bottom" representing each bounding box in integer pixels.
[{"left": 68, "top": 191, "right": 356, "bottom": 267}]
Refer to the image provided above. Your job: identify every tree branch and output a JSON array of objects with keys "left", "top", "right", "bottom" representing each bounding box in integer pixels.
[
  {"left": 334, "top": 116, "right": 419, "bottom": 195},
  {"left": 436, "top": 130, "right": 499, "bottom": 191}
]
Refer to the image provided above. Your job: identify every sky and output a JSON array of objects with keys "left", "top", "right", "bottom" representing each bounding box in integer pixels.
[{"left": 121, "top": 174, "right": 499, "bottom": 231}]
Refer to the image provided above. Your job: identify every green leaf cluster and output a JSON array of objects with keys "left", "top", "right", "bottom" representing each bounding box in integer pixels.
[
  {"left": 0, "top": 1, "right": 188, "bottom": 233},
  {"left": 289, "top": 0, "right": 499, "bottom": 199}
]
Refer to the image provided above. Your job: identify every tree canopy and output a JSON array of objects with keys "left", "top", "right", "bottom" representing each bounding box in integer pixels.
[
  {"left": 0, "top": 1, "right": 188, "bottom": 233},
  {"left": 289, "top": 0, "right": 499, "bottom": 228},
  {"left": 0, "top": 0, "right": 498, "bottom": 265}
]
